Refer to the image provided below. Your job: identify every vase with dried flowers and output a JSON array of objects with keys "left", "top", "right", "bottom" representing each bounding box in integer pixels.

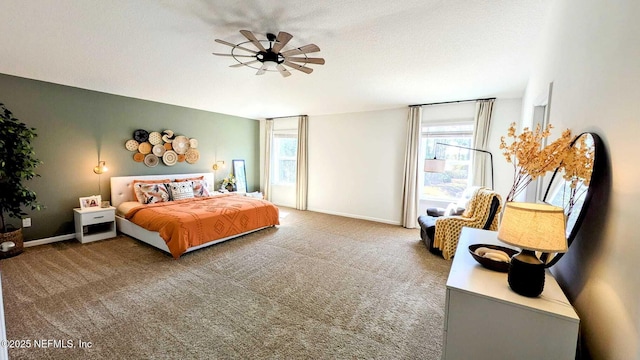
[{"left": 500, "top": 122, "right": 573, "bottom": 202}]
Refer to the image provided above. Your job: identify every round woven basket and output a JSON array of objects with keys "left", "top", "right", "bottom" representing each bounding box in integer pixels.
[{"left": 0, "top": 228, "right": 24, "bottom": 259}]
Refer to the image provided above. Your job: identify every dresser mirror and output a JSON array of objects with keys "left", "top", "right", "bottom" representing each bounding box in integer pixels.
[{"left": 540, "top": 132, "right": 602, "bottom": 267}]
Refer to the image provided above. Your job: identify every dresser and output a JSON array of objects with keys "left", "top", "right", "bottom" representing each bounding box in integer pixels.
[{"left": 442, "top": 227, "right": 579, "bottom": 359}]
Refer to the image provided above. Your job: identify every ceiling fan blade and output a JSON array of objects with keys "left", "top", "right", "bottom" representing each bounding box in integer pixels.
[
  {"left": 285, "top": 57, "right": 325, "bottom": 65},
  {"left": 256, "top": 64, "right": 269, "bottom": 75},
  {"left": 230, "top": 60, "right": 260, "bottom": 68},
  {"left": 281, "top": 44, "right": 320, "bottom": 57},
  {"left": 212, "top": 53, "right": 256, "bottom": 58},
  {"left": 239, "top": 30, "right": 266, "bottom": 52},
  {"left": 271, "top": 31, "right": 293, "bottom": 53},
  {"left": 215, "top": 39, "right": 258, "bottom": 54},
  {"left": 283, "top": 61, "right": 313, "bottom": 74},
  {"left": 276, "top": 64, "right": 292, "bottom": 77}
]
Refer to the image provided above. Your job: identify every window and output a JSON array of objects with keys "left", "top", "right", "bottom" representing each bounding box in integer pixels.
[
  {"left": 272, "top": 133, "right": 297, "bottom": 185},
  {"left": 421, "top": 121, "right": 474, "bottom": 201}
]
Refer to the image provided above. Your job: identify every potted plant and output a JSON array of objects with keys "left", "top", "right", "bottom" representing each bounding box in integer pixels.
[{"left": 0, "top": 103, "right": 43, "bottom": 258}]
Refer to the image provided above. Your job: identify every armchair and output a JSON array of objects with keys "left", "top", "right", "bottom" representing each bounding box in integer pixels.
[{"left": 418, "top": 187, "right": 502, "bottom": 260}]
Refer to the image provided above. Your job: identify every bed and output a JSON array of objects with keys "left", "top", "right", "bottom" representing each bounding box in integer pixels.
[{"left": 110, "top": 173, "right": 279, "bottom": 258}]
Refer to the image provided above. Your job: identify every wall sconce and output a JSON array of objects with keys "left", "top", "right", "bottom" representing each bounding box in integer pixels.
[
  {"left": 93, "top": 161, "right": 108, "bottom": 174},
  {"left": 212, "top": 161, "right": 225, "bottom": 171}
]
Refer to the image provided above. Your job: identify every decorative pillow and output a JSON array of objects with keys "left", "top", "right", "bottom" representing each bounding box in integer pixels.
[
  {"left": 132, "top": 179, "right": 170, "bottom": 202},
  {"left": 168, "top": 182, "right": 195, "bottom": 200},
  {"left": 191, "top": 180, "right": 210, "bottom": 197},
  {"left": 134, "top": 183, "right": 171, "bottom": 204},
  {"left": 444, "top": 203, "right": 465, "bottom": 216},
  {"left": 458, "top": 186, "right": 481, "bottom": 210},
  {"left": 174, "top": 176, "right": 204, "bottom": 182}
]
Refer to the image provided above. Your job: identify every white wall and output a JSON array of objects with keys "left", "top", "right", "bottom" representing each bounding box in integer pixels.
[
  {"left": 422, "top": 101, "right": 476, "bottom": 123},
  {"left": 302, "top": 99, "right": 521, "bottom": 225},
  {"left": 523, "top": 0, "right": 640, "bottom": 358},
  {"left": 489, "top": 98, "right": 523, "bottom": 201},
  {"left": 307, "top": 108, "right": 407, "bottom": 224}
]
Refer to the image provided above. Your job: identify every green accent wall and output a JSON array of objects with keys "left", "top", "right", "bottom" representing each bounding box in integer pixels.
[{"left": 0, "top": 73, "right": 260, "bottom": 241}]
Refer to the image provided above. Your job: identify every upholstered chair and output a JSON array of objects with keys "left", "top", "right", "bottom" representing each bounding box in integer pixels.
[{"left": 418, "top": 187, "right": 502, "bottom": 260}]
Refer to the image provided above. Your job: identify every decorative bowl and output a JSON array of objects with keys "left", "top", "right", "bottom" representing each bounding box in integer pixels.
[{"left": 468, "top": 244, "right": 518, "bottom": 272}]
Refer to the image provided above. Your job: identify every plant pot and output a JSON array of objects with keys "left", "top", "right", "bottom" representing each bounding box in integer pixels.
[
  {"left": 225, "top": 184, "right": 235, "bottom": 192},
  {"left": 0, "top": 228, "right": 24, "bottom": 259}
]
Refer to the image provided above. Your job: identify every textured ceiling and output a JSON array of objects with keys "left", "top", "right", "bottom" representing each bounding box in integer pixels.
[{"left": 0, "top": 0, "right": 549, "bottom": 119}]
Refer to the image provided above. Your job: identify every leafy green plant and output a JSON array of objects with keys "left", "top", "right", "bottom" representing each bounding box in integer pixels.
[{"left": 0, "top": 103, "right": 43, "bottom": 233}]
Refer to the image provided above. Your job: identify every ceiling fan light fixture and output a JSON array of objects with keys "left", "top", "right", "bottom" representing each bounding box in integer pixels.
[
  {"left": 213, "top": 30, "right": 324, "bottom": 77},
  {"left": 262, "top": 60, "right": 278, "bottom": 69}
]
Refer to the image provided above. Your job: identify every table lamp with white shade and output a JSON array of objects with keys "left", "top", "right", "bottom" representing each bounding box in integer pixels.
[{"left": 498, "top": 202, "right": 567, "bottom": 297}]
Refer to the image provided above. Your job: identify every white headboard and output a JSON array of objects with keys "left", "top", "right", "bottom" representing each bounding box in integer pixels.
[{"left": 110, "top": 172, "right": 215, "bottom": 208}]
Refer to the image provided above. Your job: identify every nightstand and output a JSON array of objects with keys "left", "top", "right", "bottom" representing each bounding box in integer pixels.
[{"left": 73, "top": 207, "right": 117, "bottom": 243}]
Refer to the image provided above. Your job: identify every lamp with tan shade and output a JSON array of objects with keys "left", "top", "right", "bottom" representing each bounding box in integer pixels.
[{"left": 498, "top": 202, "right": 567, "bottom": 297}]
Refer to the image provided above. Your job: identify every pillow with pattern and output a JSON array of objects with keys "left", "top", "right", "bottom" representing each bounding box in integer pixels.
[
  {"left": 135, "top": 183, "right": 171, "bottom": 204},
  {"left": 191, "top": 180, "right": 210, "bottom": 197},
  {"left": 168, "top": 182, "right": 195, "bottom": 200},
  {"left": 132, "top": 178, "right": 170, "bottom": 202}
]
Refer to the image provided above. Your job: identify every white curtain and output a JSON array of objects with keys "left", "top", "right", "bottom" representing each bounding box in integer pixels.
[
  {"left": 472, "top": 99, "right": 494, "bottom": 188},
  {"left": 296, "top": 115, "right": 308, "bottom": 210},
  {"left": 263, "top": 119, "right": 274, "bottom": 201},
  {"left": 402, "top": 106, "right": 422, "bottom": 228}
]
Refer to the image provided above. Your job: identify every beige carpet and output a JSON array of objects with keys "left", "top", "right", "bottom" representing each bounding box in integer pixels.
[{"left": 0, "top": 209, "right": 451, "bottom": 359}]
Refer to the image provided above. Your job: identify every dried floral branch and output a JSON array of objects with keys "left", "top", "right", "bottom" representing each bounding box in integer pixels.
[
  {"left": 558, "top": 135, "right": 594, "bottom": 218},
  {"left": 500, "top": 122, "right": 573, "bottom": 202}
]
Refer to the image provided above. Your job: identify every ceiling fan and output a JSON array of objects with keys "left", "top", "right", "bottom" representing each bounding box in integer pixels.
[{"left": 212, "top": 30, "right": 325, "bottom": 77}]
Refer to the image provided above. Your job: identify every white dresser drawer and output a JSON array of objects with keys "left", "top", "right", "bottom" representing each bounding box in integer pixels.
[{"left": 79, "top": 210, "right": 115, "bottom": 226}]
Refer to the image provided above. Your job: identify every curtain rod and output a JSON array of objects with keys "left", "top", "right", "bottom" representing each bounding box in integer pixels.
[
  {"left": 409, "top": 97, "right": 495, "bottom": 107},
  {"left": 265, "top": 114, "right": 307, "bottom": 120}
]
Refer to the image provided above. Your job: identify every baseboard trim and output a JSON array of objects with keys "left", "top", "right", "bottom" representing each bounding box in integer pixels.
[
  {"left": 306, "top": 208, "right": 401, "bottom": 225},
  {"left": 24, "top": 234, "right": 75, "bottom": 247},
  {"left": 21, "top": 210, "right": 402, "bottom": 247}
]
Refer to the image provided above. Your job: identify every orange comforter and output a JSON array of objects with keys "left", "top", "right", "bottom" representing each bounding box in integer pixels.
[{"left": 125, "top": 194, "right": 279, "bottom": 258}]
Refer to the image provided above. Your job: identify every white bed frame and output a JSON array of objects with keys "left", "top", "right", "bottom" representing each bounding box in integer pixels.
[{"left": 110, "top": 173, "right": 270, "bottom": 256}]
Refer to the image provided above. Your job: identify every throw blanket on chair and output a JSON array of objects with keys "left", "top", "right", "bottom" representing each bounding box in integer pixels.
[{"left": 434, "top": 188, "right": 502, "bottom": 260}]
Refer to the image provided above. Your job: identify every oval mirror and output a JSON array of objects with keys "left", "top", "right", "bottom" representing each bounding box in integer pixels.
[{"left": 540, "top": 132, "right": 602, "bottom": 267}]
